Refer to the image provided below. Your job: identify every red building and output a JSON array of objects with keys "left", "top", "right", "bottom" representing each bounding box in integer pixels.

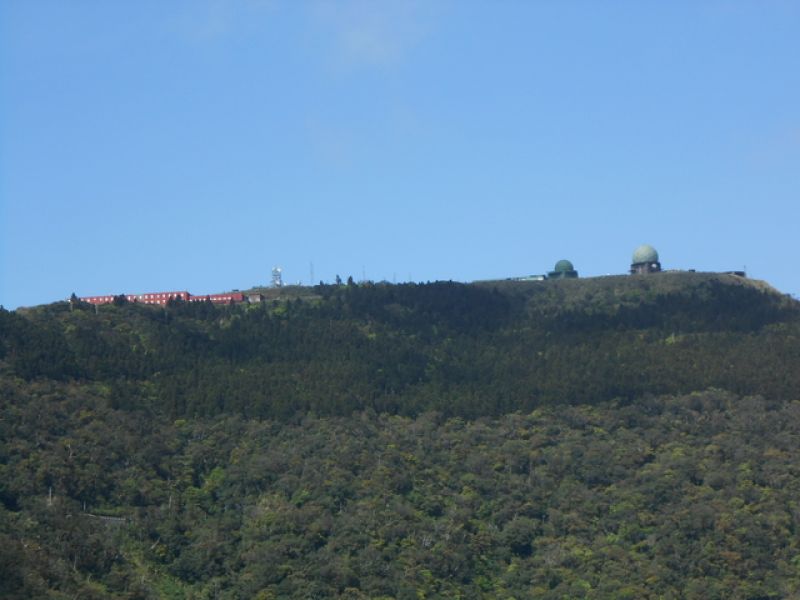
[
  {"left": 132, "top": 291, "right": 190, "bottom": 305},
  {"left": 188, "top": 292, "right": 245, "bottom": 304},
  {"left": 79, "top": 290, "right": 245, "bottom": 306},
  {"left": 80, "top": 291, "right": 191, "bottom": 306}
]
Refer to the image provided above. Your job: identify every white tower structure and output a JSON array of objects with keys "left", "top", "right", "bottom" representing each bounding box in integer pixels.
[{"left": 271, "top": 267, "right": 283, "bottom": 287}]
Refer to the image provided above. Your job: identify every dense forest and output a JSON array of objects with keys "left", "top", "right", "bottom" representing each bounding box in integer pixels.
[{"left": 2, "top": 273, "right": 799, "bottom": 598}]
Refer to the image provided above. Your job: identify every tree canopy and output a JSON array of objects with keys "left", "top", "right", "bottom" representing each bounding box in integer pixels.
[{"left": 2, "top": 273, "right": 799, "bottom": 598}]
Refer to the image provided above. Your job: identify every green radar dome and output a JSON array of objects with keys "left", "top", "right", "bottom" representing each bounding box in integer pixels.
[
  {"left": 632, "top": 245, "right": 659, "bottom": 265},
  {"left": 554, "top": 259, "right": 575, "bottom": 272},
  {"left": 547, "top": 259, "right": 578, "bottom": 279}
]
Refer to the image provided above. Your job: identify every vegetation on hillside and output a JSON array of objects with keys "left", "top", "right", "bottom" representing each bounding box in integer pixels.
[
  {"left": 2, "top": 273, "right": 799, "bottom": 598},
  {"left": 1, "top": 273, "right": 798, "bottom": 419},
  {"left": 3, "top": 383, "right": 800, "bottom": 599}
]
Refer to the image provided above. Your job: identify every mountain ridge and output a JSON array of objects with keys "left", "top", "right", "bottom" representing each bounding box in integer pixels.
[{"left": 2, "top": 272, "right": 798, "bottom": 419}]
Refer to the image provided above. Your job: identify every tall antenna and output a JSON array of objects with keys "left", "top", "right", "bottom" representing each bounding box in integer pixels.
[{"left": 271, "top": 266, "right": 283, "bottom": 288}]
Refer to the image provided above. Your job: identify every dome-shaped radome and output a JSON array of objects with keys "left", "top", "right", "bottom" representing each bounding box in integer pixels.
[
  {"left": 554, "top": 259, "right": 575, "bottom": 273},
  {"left": 632, "top": 245, "right": 659, "bottom": 265}
]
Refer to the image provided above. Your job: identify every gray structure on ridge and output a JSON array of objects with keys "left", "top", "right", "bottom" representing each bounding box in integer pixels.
[
  {"left": 630, "top": 245, "right": 661, "bottom": 274},
  {"left": 547, "top": 259, "right": 579, "bottom": 279}
]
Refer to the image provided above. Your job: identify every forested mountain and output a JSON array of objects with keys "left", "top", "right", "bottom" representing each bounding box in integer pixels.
[
  {"left": 3, "top": 272, "right": 798, "bottom": 418},
  {"left": 2, "top": 273, "right": 799, "bottom": 598}
]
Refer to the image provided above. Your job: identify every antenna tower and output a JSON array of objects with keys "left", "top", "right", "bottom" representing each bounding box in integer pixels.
[{"left": 271, "top": 266, "right": 283, "bottom": 288}]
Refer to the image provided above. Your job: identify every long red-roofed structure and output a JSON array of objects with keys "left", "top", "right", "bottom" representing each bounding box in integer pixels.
[{"left": 79, "top": 290, "right": 246, "bottom": 306}]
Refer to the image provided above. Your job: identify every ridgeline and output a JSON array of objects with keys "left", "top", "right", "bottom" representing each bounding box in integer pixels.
[
  {"left": 2, "top": 273, "right": 800, "bottom": 598},
  {"left": 3, "top": 272, "right": 798, "bottom": 419}
]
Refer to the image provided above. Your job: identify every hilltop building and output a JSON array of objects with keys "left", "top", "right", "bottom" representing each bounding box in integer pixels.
[
  {"left": 630, "top": 245, "right": 661, "bottom": 274},
  {"left": 80, "top": 291, "right": 191, "bottom": 306},
  {"left": 80, "top": 290, "right": 250, "bottom": 306},
  {"left": 513, "top": 275, "right": 546, "bottom": 281},
  {"left": 547, "top": 259, "right": 579, "bottom": 279}
]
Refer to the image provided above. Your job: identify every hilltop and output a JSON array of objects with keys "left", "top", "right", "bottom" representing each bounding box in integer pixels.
[
  {"left": 3, "top": 271, "right": 798, "bottom": 419},
  {"left": 480, "top": 270, "right": 782, "bottom": 307}
]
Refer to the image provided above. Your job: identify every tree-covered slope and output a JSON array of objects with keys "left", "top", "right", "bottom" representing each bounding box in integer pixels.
[
  {"left": 2, "top": 273, "right": 798, "bottom": 419},
  {"left": 2, "top": 273, "right": 800, "bottom": 598},
  {"left": 3, "top": 383, "right": 800, "bottom": 599}
]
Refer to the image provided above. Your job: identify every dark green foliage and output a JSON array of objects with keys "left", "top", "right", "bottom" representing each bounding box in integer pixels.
[
  {"left": 2, "top": 274, "right": 799, "bottom": 419},
  {"left": 3, "top": 384, "right": 800, "bottom": 598},
  {"left": 2, "top": 273, "right": 800, "bottom": 597},
  {"left": 0, "top": 307, "right": 80, "bottom": 379}
]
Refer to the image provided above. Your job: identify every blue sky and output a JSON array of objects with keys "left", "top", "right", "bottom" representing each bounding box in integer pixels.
[{"left": 2, "top": 1, "right": 799, "bottom": 308}]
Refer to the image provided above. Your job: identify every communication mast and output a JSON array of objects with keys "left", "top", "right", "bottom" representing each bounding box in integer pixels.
[{"left": 271, "top": 266, "right": 283, "bottom": 287}]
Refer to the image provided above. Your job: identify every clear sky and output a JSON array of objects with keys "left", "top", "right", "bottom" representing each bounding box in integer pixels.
[{"left": 2, "top": 1, "right": 799, "bottom": 308}]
